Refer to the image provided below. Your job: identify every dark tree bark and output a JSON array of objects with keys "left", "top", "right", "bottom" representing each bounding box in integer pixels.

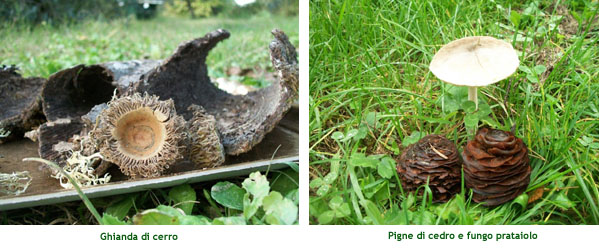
[{"left": 0, "top": 65, "right": 46, "bottom": 144}]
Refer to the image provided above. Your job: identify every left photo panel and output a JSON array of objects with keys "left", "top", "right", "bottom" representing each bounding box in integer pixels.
[{"left": 0, "top": 0, "right": 299, "bottom": 225}]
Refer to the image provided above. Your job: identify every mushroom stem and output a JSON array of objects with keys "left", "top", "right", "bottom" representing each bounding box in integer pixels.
[{"left": 468, "top": 86, "right": 478, "bottom": 110}]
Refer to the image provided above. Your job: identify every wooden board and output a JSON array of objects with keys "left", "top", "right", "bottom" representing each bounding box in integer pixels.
[{"left": 0, "top": 109, "right": 298, "bottom": 211}]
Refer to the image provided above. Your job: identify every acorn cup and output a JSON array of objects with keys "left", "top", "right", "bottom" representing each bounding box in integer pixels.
[
  {"left": 92, "top": 93, "right": 186, "bottom": 178},
  {"left": 397, "top": 134, "right": 462, "bottom": 202},
  {"left": 462, "top": 127, "right": 531, "bottom": 206}
]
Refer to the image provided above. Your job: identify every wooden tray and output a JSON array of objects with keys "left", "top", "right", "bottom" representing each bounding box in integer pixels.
[{"left": 0, "top": 108, "right": 298, "bottom": 211}]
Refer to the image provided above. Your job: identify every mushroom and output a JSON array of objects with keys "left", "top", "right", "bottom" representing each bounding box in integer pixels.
[{"left": 429, "top": 36, "right": 519, "bottom": 110}]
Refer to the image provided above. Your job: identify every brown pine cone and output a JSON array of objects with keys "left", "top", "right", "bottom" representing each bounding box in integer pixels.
[
  {"left": 397, "top": 135, "right": 462, "bottom": 202},
  {"left": 462, "top": 127, "right": 531, "bottom": 206}
]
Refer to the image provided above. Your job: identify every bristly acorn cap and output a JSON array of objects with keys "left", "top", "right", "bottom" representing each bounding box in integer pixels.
[
  {"left": 93, "top": 93, "right": 185, "bottom": 178},
  {"left": 429, "top": 36, "right": 519, "bottom": 87}
]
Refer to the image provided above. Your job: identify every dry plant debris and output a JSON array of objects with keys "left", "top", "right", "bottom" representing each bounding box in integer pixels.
[
  {"left": 0, "top": 171, "right": 32, "bottom": 195},
  {"left": 51, "top": 152, "right": 111, "bottom": 189}
]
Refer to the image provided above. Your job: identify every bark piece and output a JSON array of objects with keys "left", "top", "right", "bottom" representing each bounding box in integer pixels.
[
  {"left": 42, "top": 64, "right": 116, "bottom": 121},
  {"left": 397, "top": 134, "right": 462, "bottom": 202},
  {"left": 41, "top": 60, "right": 161, "bottom": 122},
  {"left": 0, "top": 65, "right": 46, "bottom": 143},
  {"left": 130, "top": 29, "right": 298, "bottom": 155},
  {"left": 462, "top": 127, "right": 531, "bottom": 206},
  {"left": 37, "top": 118, "right": 84, "bottom": 170}
]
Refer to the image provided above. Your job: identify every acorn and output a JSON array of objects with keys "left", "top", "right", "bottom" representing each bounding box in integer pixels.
[
  {"left": 462, "top": 127, "right": 530, "bottom": 206},
  {"left": 92, "top": 93, "right": 186, "bottom": 178},
  {"left": 397, "top": 134, "right": 462, "bottom": 202},
  {"left": 186, "top": 104, "right": 225, "bottom": 169}
]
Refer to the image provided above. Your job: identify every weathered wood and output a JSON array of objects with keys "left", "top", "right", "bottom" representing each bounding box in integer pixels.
[
  {"left": 0, "top": 66, "right": 46, "bottom": 144},
  {"left": 41, "top": 60, "right": 161, "bottom": 122},
  {"left": 37, "top": 118, "right": 85, "bottom": 169},
  {"left": 130, "top": 29, "right": 299, "bottom": 155}
]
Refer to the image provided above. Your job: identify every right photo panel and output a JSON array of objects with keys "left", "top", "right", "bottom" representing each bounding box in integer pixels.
[{"left": 309, "top": 0, "right": 599, "bottom": 225}]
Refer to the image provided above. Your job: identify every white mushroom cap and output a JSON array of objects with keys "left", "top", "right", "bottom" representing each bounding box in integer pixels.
[{"left": 429, "top": 36, "right": 519, "bottom": 87}]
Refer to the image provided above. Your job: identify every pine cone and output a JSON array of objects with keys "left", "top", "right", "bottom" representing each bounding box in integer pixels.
[
  {"left": 462, "top": 127, "right": 530, "bottom": 206},
  {"left": 397, "top": 135, "right": 462, "bottom": 202}
]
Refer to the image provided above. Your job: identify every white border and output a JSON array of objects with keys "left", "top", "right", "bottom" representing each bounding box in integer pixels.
[{"left": 298, "top": 0, "right": 309, "bottom": 226}]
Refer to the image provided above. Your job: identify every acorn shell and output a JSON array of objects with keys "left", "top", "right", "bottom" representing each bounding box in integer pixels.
[
  {"left": 186, "top": 104, "right": 225, "bottom": 169},
  {"left": 92, "top": 93, "right": 185, "bottom": 178}
]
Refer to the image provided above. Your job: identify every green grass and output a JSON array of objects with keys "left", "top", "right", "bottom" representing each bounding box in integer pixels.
[
  {"left": 309, "top": 0, "right": 599, "bottom": 225},
  {"left": 0, "top": 12, "right": 299, "bottom": 78},
  {"left": 0, "top": 13, "right": 298, "bottom": 225}
]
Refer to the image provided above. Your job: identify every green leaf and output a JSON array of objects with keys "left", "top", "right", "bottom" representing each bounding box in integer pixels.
[
  {"left": 377, "top": 156, "right": 396, "bottom": 179},
  {"left": 510, "top": 10, "right": 521, "bottom": 26},
  {"left": 241, "top": 171, "right": 270, "bottom": 220},
  {"left": 335, "top": 203, "right": 351, "bottom": 217},
  {"left": 443, "top": 97, "right": 460, "bottom": 113},
  {"left": 462, "top": 100, "right": 476, "bottom": 113},
  {"left": 284, "top": 161, "right": 299, "bottom": 172},
  {"left": 402, "top": 193, "right": 416, "bottom": 209},
  {"left": 464, "top": 113, "right": 479, "bottom": 128},
  {"left": 243, "top": 193, "right": 260, "bottom": 220},
  {"left": 329, "top": 196, "right": 344, "bottom": 210},
  {"left": 211, "top": 181, "right": 246, "bottom": 210},
  {"left": 316, "top": 184, "right": 331, "bottom": 196},
  {"left": 101, "top": 213, "right": 130, "bottom": 225},
  {"left": 445, "top": 84, "right": 468, "bottom": 98},
  {"left": 364, "top": 180, "right": 386, "bottom": 199},
  {"left": 212, "top": 216, "right": 247, "bottom": 225},
  {"left": 526, "top": 74, "right": 539, "bottom": 83},
  {"left": 554, "top": 192, "right": 575, "bottom": 209},
  {"left": 354, "top": 126, "right": 368, "bottom": 141},
  {"left": 519, "top": 65, "right": 532, "bottom": 74},
  {"left": 365, "top": 112, "right": 377, "bottom": 127},
  {"left": 270, "top": 168, "right": 299, "bottom": 196},
  {"left": 318, "top": 210, "right": 336, "bottom": 224},
  {"left": 323, "top": 171, "right": 338, "bottom": 184},
  {"left": 341, "top": 129, "right": 359, "bottom": 142},
  {"left": 402, "top": 131, "right": 423, "bottom": 146},
  {"left": 263, "top": 191, "right": 298, "bottom": 225},
  {"left": 420, "top": 211, "right": 436, "bottom": 225},
  {"left": 310, "top": 177, "right": 325, "bottom": 188},
  {"left": 330, "top": 155, "right": 341, "bottom": 173},
  {"left": 511, "top": 193, "right": 528, "bottom": 209},
  {"left": 360, "top": 200, "right": 384, "bottom": 224},
  {"left": 391, "top": 140, "right": 401, "bottom": 154},
  {"left": 242, "top": 171, "right": 270, "bottom": 200},
  {"left": 132, "top": 207, "right": 182, "bottom": 225},
  {"left": 105, "top": 195, "right": 135, "bottom": 220},
  {"left": 476, "top": 103, "right": 492, "bottom": 118},
  {"left": 349, "top": 153, "right": 378, "bottom": 168},
  {"left": 154, "top": 205, "right": 186, "bottom": 217},
  {"left": 168, "top": 184, "right": 196, "bottom": 215},
  {"left": 179, "top": 215, "right": 212, "bottom": 225},
  {"left": 534, "top": 65, "right": 547, "bottom": 75},
  {"left": 286, "top": 189, "right": 299, "bottom": 205},
  {"left": 331, "top": 131, "right": 344, "bottom": 140}
]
